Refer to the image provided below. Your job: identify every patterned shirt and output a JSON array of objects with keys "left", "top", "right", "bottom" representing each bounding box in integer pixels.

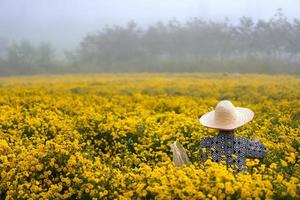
[{"left": 199, "top": 131, "right": 267, "bottom": 173}]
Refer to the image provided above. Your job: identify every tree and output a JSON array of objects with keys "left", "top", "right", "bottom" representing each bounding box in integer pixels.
[{"left": 0, "top": 38, "right": 9, "bottom": 59}]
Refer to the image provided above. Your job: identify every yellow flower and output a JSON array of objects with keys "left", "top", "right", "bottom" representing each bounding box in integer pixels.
[
  {"left": 269, "top": 163, "right": 277, "bottom": 170},
  {"left": 0, "top": 74, "right": 299, "bottom": 199},
  {"left": 276, "top": 174, "right": 284, "bottom": 183},
  {"left": 280, "top": 160, "right": 288, "bottom": 167},
  {"left": 286, "top": 153, "right": 296, "bottom": 164},
  {"left": 225, "top": 182, "right": 235, "bottom": 195}
]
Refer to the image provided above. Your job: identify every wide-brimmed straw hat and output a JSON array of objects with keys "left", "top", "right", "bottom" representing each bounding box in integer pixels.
[{"left": 199, "top": 100, "right": 254, "bottom": 130}]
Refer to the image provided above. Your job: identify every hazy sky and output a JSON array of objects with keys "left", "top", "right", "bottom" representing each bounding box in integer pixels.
[{"left": 1, "top": 0, "right": 300, "bottom": 51}]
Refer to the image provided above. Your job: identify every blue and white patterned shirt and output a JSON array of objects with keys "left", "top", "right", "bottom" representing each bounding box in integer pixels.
[{"left": 199, "top": 131, "right": 267, "bottom": 173}]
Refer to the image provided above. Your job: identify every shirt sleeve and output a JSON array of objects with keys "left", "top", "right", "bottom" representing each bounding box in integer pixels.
[
  {"left": 199, "top": 137, "right": 212, "bottom": 163},
  {"left": 246, "top": 139, "right": 267, "bottom": 159}
]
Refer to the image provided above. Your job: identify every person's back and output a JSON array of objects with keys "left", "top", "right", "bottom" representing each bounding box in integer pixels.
[{"left": 199, "top": 130, "right": 267, "bottom": 173}]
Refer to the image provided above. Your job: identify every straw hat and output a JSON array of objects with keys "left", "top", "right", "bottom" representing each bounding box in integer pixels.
[{"left": 199, "top": 100, "right": 254, "bottom": 130}]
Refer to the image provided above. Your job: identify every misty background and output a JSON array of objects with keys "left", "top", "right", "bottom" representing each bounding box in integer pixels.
[{"left": 0, "top": 0, "right": 300, "bottom": 75}]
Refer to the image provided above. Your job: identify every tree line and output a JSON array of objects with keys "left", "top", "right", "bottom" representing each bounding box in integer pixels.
[{"left": 1, "top": 10, "right": 300, "bottom": 75}]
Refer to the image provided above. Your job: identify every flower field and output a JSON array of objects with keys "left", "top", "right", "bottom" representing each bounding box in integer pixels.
[{"left": 0, "top": 73, "right": 299, "bottom": 199}]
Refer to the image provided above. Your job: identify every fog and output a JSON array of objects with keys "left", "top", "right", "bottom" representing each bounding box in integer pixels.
[
  {"left": 1, "top": 0, "right": 300, "bottom": 49},
  {"left": 1, "top": 0, "right": 300, "bottom": 75}
]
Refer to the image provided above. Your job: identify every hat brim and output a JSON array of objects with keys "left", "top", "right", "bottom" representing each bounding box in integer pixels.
[{"left": 199, "top": 107, "right": 254, "bottom": 130}]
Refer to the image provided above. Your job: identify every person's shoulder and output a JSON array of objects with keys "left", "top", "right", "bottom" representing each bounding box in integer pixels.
[
  {"left": 234, "top": 136, "right": 249, "bottom": 145},
  {"left": 235, "top": 136, "right": 265, "bottom": 147},
  {"left": 199, "top": 136, "right": 213, "bottom": 147}
]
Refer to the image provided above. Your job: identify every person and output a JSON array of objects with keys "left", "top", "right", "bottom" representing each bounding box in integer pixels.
[{"left": 198, "top": 100, "right": 267, "bottom": 173}]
